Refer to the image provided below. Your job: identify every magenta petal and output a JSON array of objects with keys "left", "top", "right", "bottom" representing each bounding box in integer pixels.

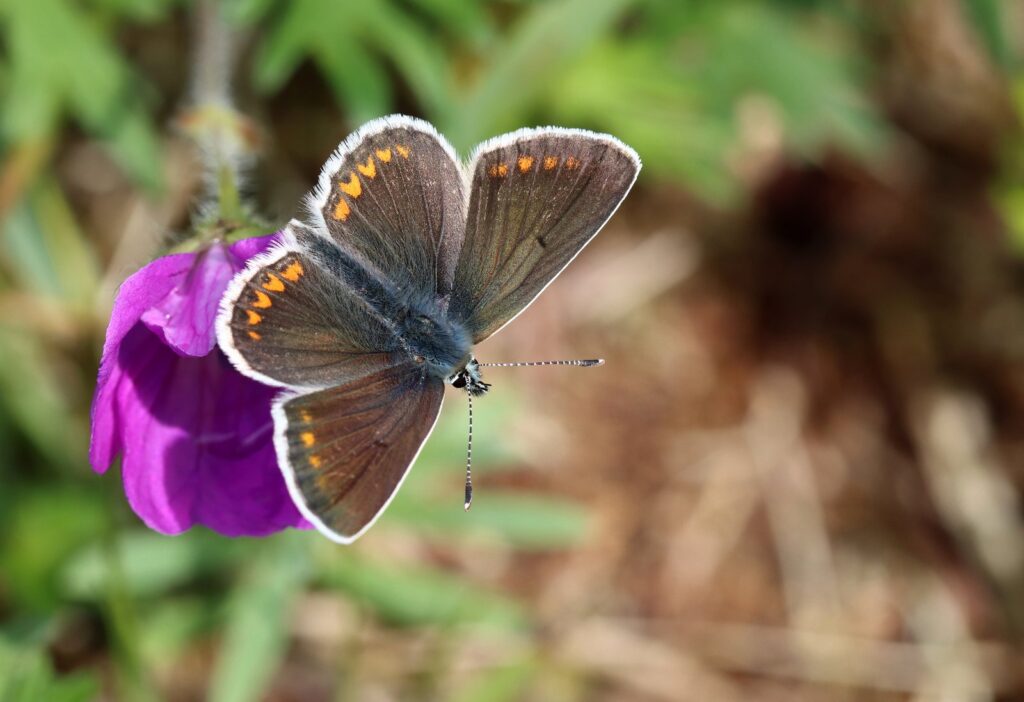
[
  {"left": 90, "top": 254, "right": 192, "bottom": 473},
  {"left": 228, "top": 234, "right": 277, "bottom": 261},
  {"left": 140, "top": 235, "right": 278, "bottom": 357},
  {"left": 117, "top": 325, "right": 307, "bottom": 535},
  {"left": 91, "top": 234, "right": 279, "bottom": 473},
  {"left": 89, "top": 232, "right": 305, "bottom": 536},
  {"left": 141, "top": 246, "right": 237, "bottom": 357}
]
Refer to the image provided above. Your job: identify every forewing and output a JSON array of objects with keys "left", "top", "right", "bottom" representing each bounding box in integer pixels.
[
  {"left": 274, "top": 364, "right": 444, "bottom": 543},
  {"left": 450, "top": 129, "right": 640, "bottom": 342},
  {"left": 310, "top": 115, "right": 466, "bottom": 299},
  {"left": 217, "top": 224, "right": 402, "bottom": 389}
]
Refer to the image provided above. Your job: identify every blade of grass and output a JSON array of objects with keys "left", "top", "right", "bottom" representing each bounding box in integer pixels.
[{"left": 208, "top": 532, "right": 312, "bottom": 702}]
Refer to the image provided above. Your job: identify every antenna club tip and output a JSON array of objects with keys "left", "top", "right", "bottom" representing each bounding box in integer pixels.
[
  {"left": 585, "top": 359, "right": 605, "bottom": 367},
  {"left": 464, "top": 501, "right": 472, "bottom": 511}
]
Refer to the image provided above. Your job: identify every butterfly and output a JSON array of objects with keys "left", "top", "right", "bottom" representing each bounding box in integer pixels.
[{"left": 216, "top": 115, "right": 640, "bottom": 543}]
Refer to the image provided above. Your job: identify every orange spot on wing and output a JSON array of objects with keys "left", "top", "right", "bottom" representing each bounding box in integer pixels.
[
  {"left": 300, "top": 410, "right": 313, "bottom": 423},
  {"left": 517, "top": 156, "right": 534, "bottom": 173},
  {"left": 543, "top": 156, "right": 558, "bottom": 170},
  {"left": 247, "top": 330, "right": 261, "bottom": 341},
  {"left": 281, "top": 260, "right": 303, "bottom": 282},
  {"left": 300, "top": 431, "right": 315, "bottom": 447},
  {"left": 246, "top": 310, "right": 262, "bottom": 325},
  {"left": 339, "top": 172, "right": 362, "bottom": 198},
  {"left": 334, "top": 198, "right": 351, "bottom": 221},
  {"left": 395, "top": 144, "right": 410, "bottom": 158},
  {"left": 488, "top": 163, "right": 508, "bottom": 178},
  {"left": 309, "top": 455, "right": 322, "bottom": 469},
  {"left": 356, "top": 156, "right": 377, "bottom": 179},
  {"left": 565, "top": 156, "right": 580, "bottom": 170},
  {"left": 253, "top": 290, "right": 272, "bottom": 308},
  {"left": 376, "top": 148, "right": 392, "bottom": 162},
  {"left": 263, "top": 273, "right": 285, "bottom": 292}
]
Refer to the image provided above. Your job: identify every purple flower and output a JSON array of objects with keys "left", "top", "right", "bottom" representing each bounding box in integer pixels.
[{"left": 90, "top": 235, "right": 309, "bottom": 536}]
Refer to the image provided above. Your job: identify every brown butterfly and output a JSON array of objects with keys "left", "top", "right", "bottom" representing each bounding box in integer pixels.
[{"left": 217, "top": 116, "right": 640, "bottom": 543}]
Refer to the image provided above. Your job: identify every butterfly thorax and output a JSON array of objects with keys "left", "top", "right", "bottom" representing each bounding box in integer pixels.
[{"left": 396, "top": 300, "right": 472, "bottom": 381}]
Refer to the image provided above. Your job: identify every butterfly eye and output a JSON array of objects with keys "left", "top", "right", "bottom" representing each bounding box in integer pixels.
[{"left": 414, "top": 355, "right": 426, "bottom": 364}]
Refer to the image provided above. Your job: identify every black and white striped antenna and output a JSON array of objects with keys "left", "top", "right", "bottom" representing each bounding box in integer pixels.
[
  {"left": 461, "top": 358, "right": 603, "bottom": 511},
  {"left": 478, "top": 358, "right": 604, "bottom": 369},
  {"left": 464, "top": 386, "right": 474, "bottom": 510}
]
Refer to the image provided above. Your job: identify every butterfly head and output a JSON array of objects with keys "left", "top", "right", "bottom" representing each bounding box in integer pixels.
[{"left": 446, "top": 356, "right": 491, "bottom": 397}]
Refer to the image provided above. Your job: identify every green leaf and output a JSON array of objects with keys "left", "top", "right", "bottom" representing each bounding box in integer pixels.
[
  {"left": 387, "top": 492, "right": 590, "bottom": 550},
  {"left": 17, "top": 178, "right": 103, "bottom": 306},
  {"left": 361, "top": 0, "right": 452, "bottom": 124},
  {"left": 209, "top": 533, "right": 311, "bottom": 702},
  {"left": 316, "top": 552, "right": 525, "bottom": 629},
  {"left": 0, "top": 641, "right": 98, "bottom": 702},
  {"left": 0, "top": 0, "right": 163, "bottom": 188},
  {"left": 410, "top": 393, "right": 522, "bottom": 479},
  {"left": 136, "top": 597, "right": 219, "bottom": 667},
  {"left": 405, "top": 0, "right": 495, "bottom": 48},
  {"left": 451, "top": 656, "right": 538, "bottom": 702},
  {"left": 0, "top": 327, "right": 88, "bottom": 473},
  {"left": 542, "top": 1, "right": 886, "bottom": 201},
  {"left": 251, "top": 0, "right": 452, "bottom": 123},
  {"left": 315, "top": 37, "right": 392, "bottom": 125},
  {"left": 63, "top": 529, "right": 250, "bottom": 600},
  {"left": 0, "top": 486, "right": 106, "bottom": 611},
  {"left": 446, "top": 0, "right": 640, "bottom": 147},
  {"left": 960, "top": 0, "right": 1014, "bottom": 68},
  {"left": 545, "top": 39, "right": 736, "bottom": 200},
  {"left": 86, "top": 0, "right": 181, "bottom": 23},
  {"left": 99, "top": 104, "right": 165, "bottom": 193}
]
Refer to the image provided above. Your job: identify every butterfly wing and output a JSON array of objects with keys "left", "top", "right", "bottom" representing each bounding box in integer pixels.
[
  {"left": 274, "top": 363, "right": 444, "bottom": 543},
  {"left": 217, "top": 222, "right": 404, "bottom": 389},
  {"left": 449, "top": 129, "right": 640, "bottom": 343},
  {"left": 309, "top": 114, "right": 466, "bottom": 300}
]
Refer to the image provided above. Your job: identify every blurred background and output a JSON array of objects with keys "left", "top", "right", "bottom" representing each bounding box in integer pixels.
[{"left": 2, "top": 0, "right": 1024, "bottom": 699}]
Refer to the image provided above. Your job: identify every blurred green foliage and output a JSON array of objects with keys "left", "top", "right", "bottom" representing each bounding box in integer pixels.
[
  {"left": 0, "top": 640, "right": 98, "bottom": 702},
  {"left": 0, "top": 0, "right": 1022, "bottom": 699}
]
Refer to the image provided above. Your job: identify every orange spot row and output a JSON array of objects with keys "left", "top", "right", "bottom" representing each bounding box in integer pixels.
[
  {"left": 300, "top": 431, "right": 315, "bottom": 447},
  {"left": 248, "top": 330, "right": 261, "bottom": 341},
  {"left": 246, "top": 310, "right": 262, "bottom": 325},
  {"left": 489, "top": 155, "right": 579, "bottom": 177},
  {"left": 331, "top": 144, "right": 412, "bottom": 221},
  {"left": 309, "top": 455, "right": 322, "bottom": 469}
]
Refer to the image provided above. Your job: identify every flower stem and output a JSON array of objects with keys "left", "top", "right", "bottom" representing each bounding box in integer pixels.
[
  {"left": 102, "top": 483, "right": 160, "bottom": 702},
  {"left": 217, "top": 161, "right": 243, "bottom": 222},
  {"left": 181, "top": 0, "right": 262, "bottom": 243}
]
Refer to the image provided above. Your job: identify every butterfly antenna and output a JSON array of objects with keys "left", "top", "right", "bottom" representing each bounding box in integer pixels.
[
  {"left": 464, "top": 386, "right": 474, "bottom": 511},
  {"left": 477, "top": 359, "right": 604, "bottom": 369}
]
